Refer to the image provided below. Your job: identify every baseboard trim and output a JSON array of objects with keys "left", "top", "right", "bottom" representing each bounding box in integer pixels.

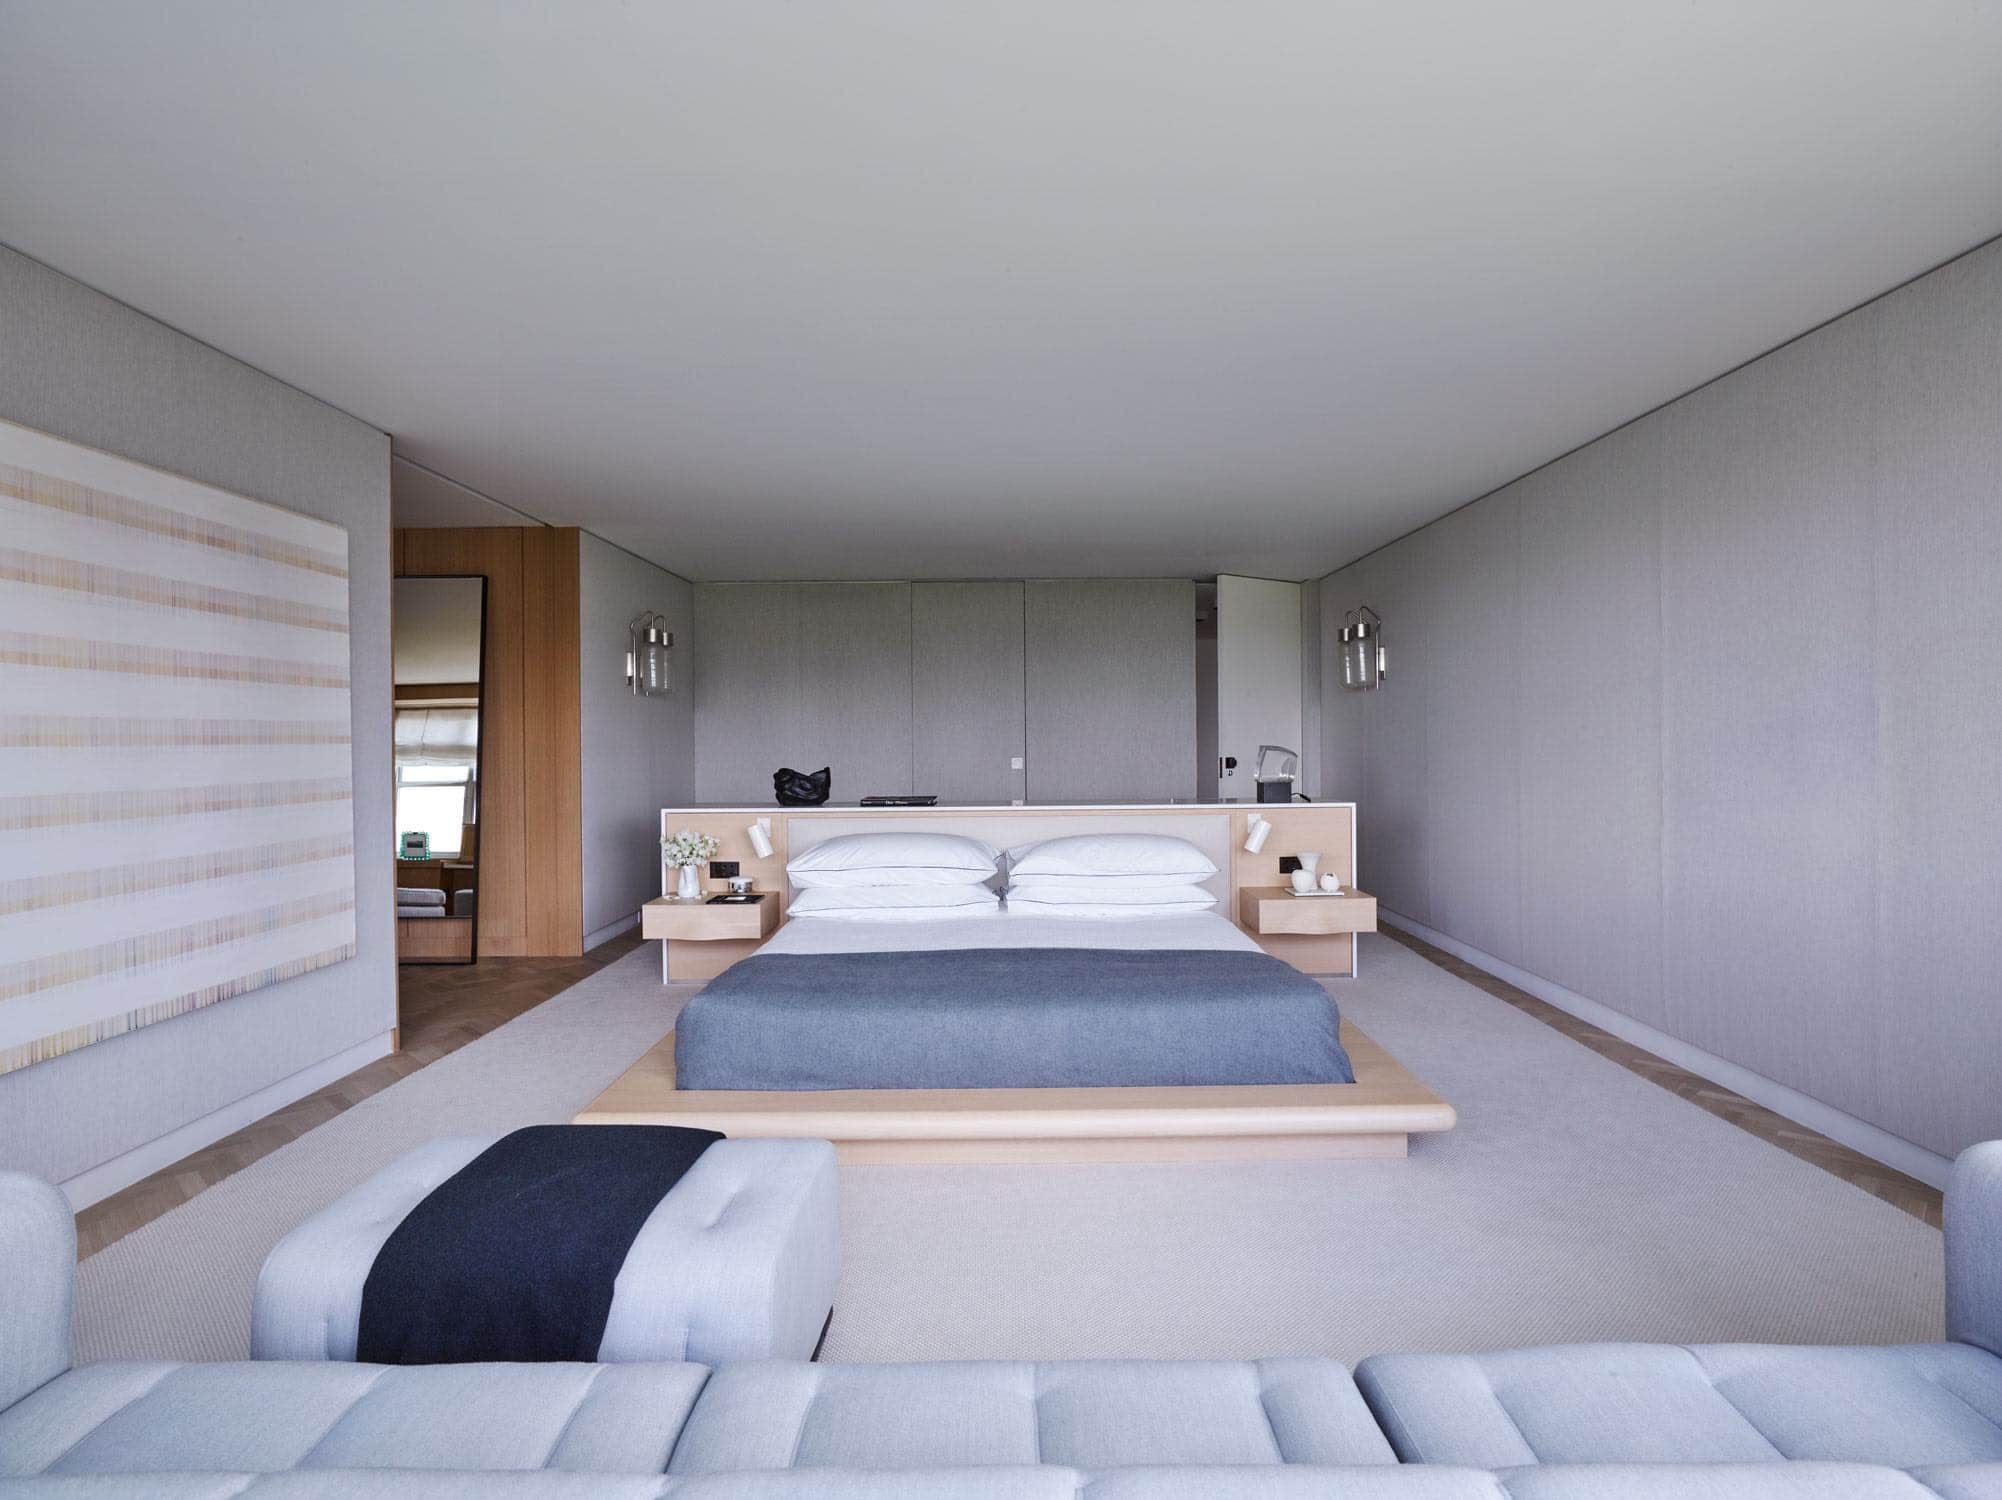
[
  {"left": 586, "top": 911, "right": 642, "bottom": 950},
  {"left": 1381, "top": 911, "right": 1954, "bottom": 1192},
  {"left": 58, "top": 1031, "right": 397, "bottom": 1211}
]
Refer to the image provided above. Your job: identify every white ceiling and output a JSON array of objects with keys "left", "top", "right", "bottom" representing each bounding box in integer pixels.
[{"left": 3, "top": 2, "right": 1999, "bottom": 582}]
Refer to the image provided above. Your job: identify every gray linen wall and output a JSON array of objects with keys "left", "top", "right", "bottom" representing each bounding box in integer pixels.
[
  {"left": 577, "top": 534, "right": 695, "bottom": 945},
  {"left": 0, "top": 244, "right": 396, "bottom": 1192},
  {"left": 1321, "top": 237, "right": 2002, "bottom": 1167}
]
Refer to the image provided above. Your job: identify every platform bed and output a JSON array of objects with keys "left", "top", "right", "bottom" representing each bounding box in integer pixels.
[
  {"left": 575, "top": 1018, "right": 1454, "bottom": 1163},
  {"left": 589, "top": 803, "right": 1456, "bottom": 1163}
]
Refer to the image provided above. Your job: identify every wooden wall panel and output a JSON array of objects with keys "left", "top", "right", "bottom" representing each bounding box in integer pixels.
[
  {"left": 522, "top": 528, "right": 584, "bottom": 956},
  {"left": 397, "top": 527, "right": 582, "bottom": 959}
]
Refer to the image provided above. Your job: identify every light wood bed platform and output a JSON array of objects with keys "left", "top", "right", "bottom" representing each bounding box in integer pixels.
[
  {"left": 575, "top": 1019, "right": 1454, "bottom": 1164},
  {"left": 578, "top": 802, "right": 1457, "bottom": 1163}
]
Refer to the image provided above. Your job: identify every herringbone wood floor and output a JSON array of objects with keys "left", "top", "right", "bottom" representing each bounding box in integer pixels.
[
  {"left": 71, "top": 924, "right": 1939, "bottom": 1259},
  {"left": 73, "top": 932, "right": 647, "bottom": 1258}
]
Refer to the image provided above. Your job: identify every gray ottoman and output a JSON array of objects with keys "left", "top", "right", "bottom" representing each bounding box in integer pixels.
[{"left": 251, "top": 1135, "right": 838, "bottom": 1365}]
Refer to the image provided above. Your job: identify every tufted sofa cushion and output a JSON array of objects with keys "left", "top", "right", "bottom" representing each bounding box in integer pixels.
[
  {"left": 1355, "top": 1343, "right": 2002, "bottom": 1470},
  {"left": 665, "top": 1358, "right": 1395, "bottom": 1475},
  {"left": 0, "top": 1361, "right": 710, "bottom": 1476},
  {"left": 250, "top": 1137, "right": 839, "bottom": 1365},
  {"left": 9, "top": 1467, "right": 2002, "bottom": 1498},
  {"left": 0, "top": 1175, "right": 73, "bottom": 1415}
]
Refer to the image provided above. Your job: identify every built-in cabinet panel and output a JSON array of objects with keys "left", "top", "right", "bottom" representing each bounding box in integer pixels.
[
  {"left": 1024, "top": 579, "right": 1197, "bottom": 802},
  {"left": 694, "top": 582, "right": 913, "bottom": 803},
  {"left": 693, "top": 584, "right": 796, "bottom": 804},
  {"left": 913, "top": 581, "right": 1026, "bottom": 803},
  {"left": 796, "top": 583, "right": 914, "bottom": 801},
  {"left": 697, "top": 578, "right": 1202, "bottom": 805}
]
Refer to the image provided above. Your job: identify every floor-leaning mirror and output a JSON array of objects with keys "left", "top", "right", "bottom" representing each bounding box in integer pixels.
[{"left": 392, "top": 575, "right": 486, "bottom": 964}]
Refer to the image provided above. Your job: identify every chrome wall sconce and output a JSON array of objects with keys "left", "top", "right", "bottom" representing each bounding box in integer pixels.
[
  {"left": 626, "top": 611, "right": 674, "bottom": 696},
  {"left": 1339, "top": 606, "right": 1386, "bottom": 691}
]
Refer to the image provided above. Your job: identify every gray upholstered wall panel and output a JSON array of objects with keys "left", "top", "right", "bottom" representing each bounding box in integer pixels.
[
  {"left": 1867, "top": 245, "right": 2002, "bottom": 1153},
  {"left": 1422, "top": 494, "right": 1523, "bottom": 964},
  {"left": 692, "top": 583, "right": 797, "bottom": 803},
  {"left": 577, "top": 535, "right": 694, "bottom": 940},
  {"left": 912, "top": 581, "right": 1026, "bottom": 803},
  {"left": 0, "top": 244, "right": 395, "bottom": 1188},
  {"left": 1024, "top": 579, "right": 1197, "bottom": 802},
  {"left": 1342, "top": 548, "right": 1433, "bottom": 926},
  {"left": 1659, "top": 312, "right": 1881, "bottom": 1123},
  {"left": 693, "top": 582, "right": 913, "bottom": 802},
  {"left": 1516, "top": 421, "right": 1665, "bottom": 1029},
  {"left": 794, "top": 582, "right": 913, "bottom": 801},
  {"left": 1319, "top": 235, "right": 2002, "bottom": 1160}
]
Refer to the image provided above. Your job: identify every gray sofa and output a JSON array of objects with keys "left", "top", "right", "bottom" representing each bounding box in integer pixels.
[{"left": 2, "top": 1145, "right": 2000, "bottom": 1497}]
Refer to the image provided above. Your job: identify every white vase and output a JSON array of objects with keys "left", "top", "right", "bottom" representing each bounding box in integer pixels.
[{"left": 675, "top": 863, "right": 702, "bottom": 901}]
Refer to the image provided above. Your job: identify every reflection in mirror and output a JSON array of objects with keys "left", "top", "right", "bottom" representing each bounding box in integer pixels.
[{"left": 393, "top": 576, "right": 486, "bottom": 965}]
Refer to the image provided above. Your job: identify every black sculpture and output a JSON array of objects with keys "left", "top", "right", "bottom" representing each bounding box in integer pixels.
[{"left": 773, "top": 766, "right": 831, "bottom": 807}]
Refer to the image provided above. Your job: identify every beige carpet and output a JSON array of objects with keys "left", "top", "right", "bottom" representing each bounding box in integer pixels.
[{"left": 76, "top": 935, "right": 1943, "bottom": 1366}]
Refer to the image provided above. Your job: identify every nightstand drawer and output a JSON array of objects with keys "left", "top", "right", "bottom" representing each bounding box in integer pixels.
[
  {"left": 1237, "top": 886, "right": 1377, "bottom": 936},
  {"left": 642, "top": 895, "right": 780, "bottom": 943}
]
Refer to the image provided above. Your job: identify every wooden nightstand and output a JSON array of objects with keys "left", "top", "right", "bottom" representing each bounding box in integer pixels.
[
  {"left": 1236, "top": 885, "right": 1377, "bottom": 977},
  {"left": 642, "top": 894, "right": 780, "bottom": 982}
]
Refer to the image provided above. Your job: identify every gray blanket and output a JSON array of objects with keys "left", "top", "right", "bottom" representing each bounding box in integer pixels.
[{"left": 673, "top": 947, "right": 1354, "bottom": 1091}]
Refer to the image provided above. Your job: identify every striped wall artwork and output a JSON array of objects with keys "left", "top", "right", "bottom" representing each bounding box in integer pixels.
[{"left": 0, "top": 418, "right": 356, "bottom": 1076}]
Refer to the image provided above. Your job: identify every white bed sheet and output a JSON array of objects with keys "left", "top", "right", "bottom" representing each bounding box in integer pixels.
[{"left": 761, "top": 906, "right": 1261, "bottom": 956}]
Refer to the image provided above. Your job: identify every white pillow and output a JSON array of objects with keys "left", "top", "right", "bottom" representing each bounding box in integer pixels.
[
  {"left": 1008, "top": 872, "right": 1211, "bottom": 892},
  {"left": 788, "top": 884, "right": 1001, "bottom": 921},
  {"left": 788, "top": 831, "right": 1000, "bottom": 888},
  {"left": 1003, "top": 900, "right": 1214, "bottom": 920},
  {"left": 1005, "top": 882, "right": 1215, "bottom": 910},
  {"left": 791, "top": 866, "right": 999, "bottom": 890},
  {"left": 1007, "top": 833, "right": 1217, "bottom": 880}
]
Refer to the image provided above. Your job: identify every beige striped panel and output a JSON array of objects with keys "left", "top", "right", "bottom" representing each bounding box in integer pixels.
[
  {"left": 0, "top": 715, "right": 350, "bottom": 749},
  {"left": 0, "top": 940, "right": 360, "bottom": 1073},
  {"left": 0, "top": 548, "right": 349, "bottom": 632},
  {"left": 0, "top": 462, "right": 347, "bottom": 577},
  {"left": 0, "top": 837, "right": 356, "bottom": 917},
  {"left": 0, "top": 890, "right": 358, "bottom": 1004},
  {"left": 0, "top": 419, "right": 356, "bottom": 1079},
  {"left": 0, "top": 779, "right": 353, "bottom": 832},
  {"left": 0, "top": 631, "right": 349, "bottom": 688}
]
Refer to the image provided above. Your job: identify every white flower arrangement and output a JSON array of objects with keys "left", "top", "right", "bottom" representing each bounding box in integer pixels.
[{"left": 660, "top": 828, "right": 720, "bottom": 869}]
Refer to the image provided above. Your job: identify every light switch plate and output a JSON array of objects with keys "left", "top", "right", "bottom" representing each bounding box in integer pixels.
[{"left": 1010, "top": 756, "right": 1024, "bottom": 770}]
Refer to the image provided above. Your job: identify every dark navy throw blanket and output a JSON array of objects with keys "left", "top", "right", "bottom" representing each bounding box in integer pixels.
[
  {"left": 356, "top": 1124, "right": 721, "bottom": 1364},
  {"left": 674, "top": 947, "right": 1353, "bottom": 1091}
]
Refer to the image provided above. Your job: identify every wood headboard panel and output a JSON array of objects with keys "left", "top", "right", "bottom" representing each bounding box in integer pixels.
[{"left": 658, "top": 803, "right": 1354, "bottom": 905}]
